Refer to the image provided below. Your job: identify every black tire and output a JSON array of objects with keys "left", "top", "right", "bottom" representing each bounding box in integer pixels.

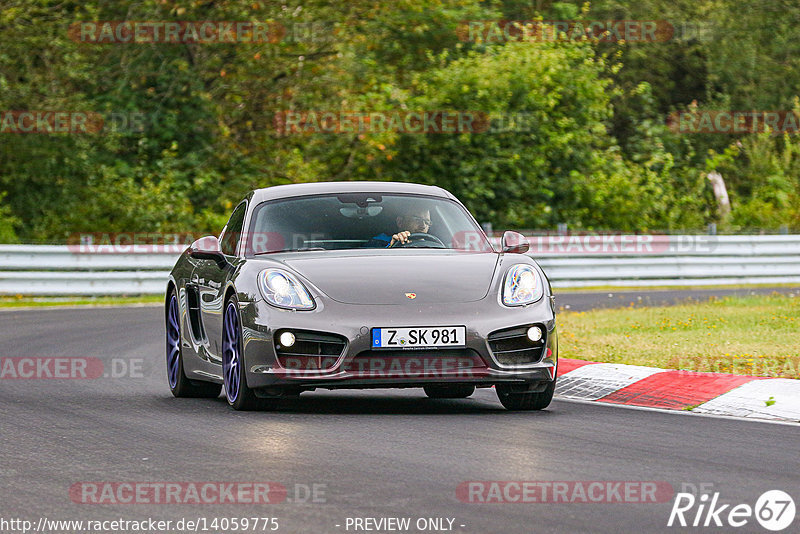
[
  {"left": 166, "top": 288, "right": 222, "bottom": 398},
  {"left": 496, "top": 380, "right": 556, "bottom": 411},
  {"left": 423, "top": 384, "right": 476, "bottom": 399},
  {"left": 222, "top": 296, "right": 278, "bottom": 411}
]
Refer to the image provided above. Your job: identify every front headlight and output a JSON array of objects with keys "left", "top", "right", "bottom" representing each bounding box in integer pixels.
[
  {"left": 258, "top": 269, "right": 315, "bottom": 310},
  {"left": 502, "top": 264, "right": 544, "bottom": 306}
]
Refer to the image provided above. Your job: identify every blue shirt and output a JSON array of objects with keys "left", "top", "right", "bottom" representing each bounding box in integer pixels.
[{"left": 365, "top": 233, "right": 392, "bottom": 248}]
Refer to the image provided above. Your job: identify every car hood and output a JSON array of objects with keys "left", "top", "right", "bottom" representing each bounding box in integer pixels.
[{"left": 280, "top": 251, "right": 500, "bottom": 305}]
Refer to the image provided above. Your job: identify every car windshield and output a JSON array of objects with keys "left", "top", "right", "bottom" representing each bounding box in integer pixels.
[{"left": 244, "top": 193, "right": 492, "bottom": 254}]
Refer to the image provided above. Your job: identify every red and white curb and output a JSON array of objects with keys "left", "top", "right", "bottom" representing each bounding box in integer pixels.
[{"left": 554, "top": 359, "right": 800, "bottom": 422}]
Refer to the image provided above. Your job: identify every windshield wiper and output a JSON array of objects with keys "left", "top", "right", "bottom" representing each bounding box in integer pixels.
[{"left": 254, "top": 247, "right": 326, "bottom": 256}]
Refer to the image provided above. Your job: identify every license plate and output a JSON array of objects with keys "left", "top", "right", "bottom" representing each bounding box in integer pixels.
[{"left": 371, "top": 326, "right": 466, "bottom": 349}]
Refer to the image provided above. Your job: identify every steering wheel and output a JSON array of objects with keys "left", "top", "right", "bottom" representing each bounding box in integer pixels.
[{"left": 391, "top": 232, "right": 446, "bottom": 248}]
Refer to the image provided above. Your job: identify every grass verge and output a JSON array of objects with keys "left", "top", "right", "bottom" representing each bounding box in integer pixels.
[
  {"left": 0, "top": 295, "right": 163, "bottom": 308},
  {"left": 558, "top": 294, "right": 800, "bottom": 378},
  {"left": 553, "top": 283, "right": 800, "bottom": 293}
]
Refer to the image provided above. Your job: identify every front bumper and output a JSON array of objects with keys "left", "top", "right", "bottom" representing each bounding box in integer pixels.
[{"left": 239, "top": 295, "right": 557, "bottom": 391}]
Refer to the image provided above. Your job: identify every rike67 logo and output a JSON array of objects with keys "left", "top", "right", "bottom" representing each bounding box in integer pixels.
[{"left": 668, "top": 490, "right": 795, "bottom": 531}]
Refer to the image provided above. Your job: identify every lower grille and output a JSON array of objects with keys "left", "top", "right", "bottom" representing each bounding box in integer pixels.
[
  {"left": 275, "top": 331, "right": 346, "bottom": 371},
  {"left": 344, "top": 349, "right": 486, "bottom": 376},
  {"left": 488, "top": 326, "right": 546, "bottom": 365}
]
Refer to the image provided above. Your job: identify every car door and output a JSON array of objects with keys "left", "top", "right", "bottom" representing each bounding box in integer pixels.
[{"left": 193, "top": 200, "right": 247, "bottom": 363}]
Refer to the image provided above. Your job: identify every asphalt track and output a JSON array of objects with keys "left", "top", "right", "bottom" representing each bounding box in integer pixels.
[{"left": 1, "top": 291, "right": 798, "bottom": 534}]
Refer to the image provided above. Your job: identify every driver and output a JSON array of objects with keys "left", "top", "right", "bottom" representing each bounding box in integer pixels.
[{"left": 366, "top": 208, "right": 432, "bottom": 247}]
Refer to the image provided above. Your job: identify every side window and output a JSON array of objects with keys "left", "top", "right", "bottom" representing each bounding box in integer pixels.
[{"left": 219, "top": 202, "right": 247, "bottom": 256}]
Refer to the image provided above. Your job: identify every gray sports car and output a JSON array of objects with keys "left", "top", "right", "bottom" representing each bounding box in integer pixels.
[{"left": 166, "top": 181, "right": 558, "bottom": 411}]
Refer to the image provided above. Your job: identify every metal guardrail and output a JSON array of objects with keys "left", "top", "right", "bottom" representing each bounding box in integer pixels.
[
  {"left": 0, "top": 245, "right": 176, "bottom": 295},
  {"left": 1, "top": 235, "right": 799, "bottom": 295},
  {"left": 530, "top": 235, "right": 800, "bottom": 287}
]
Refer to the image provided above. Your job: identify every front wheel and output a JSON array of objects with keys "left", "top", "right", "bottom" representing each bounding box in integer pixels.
[
  {"left": 222, "top": 298, "right": 276, "bottom": 411},
  {"left": 166, "top": 289, "right": 221, "bottom": 398},
  {"left": 496, "top": 380, "right": 556, "bottom": 411}
]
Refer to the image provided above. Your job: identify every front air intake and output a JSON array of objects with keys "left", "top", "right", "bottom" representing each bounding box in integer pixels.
[
  {"left": 488, "top": 325, "right": 546, "bottom": 365},
  {"left": 275, "top": 330, "right": 346, "bottom": 372}
]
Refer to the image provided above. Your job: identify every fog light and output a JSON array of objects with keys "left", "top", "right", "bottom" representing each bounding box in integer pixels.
[
  {"left": 279, "top": 331, "right": 296, "bottom": 347},
  {"left": 527, "top": 326, "right": 543, "bottom": 342}
]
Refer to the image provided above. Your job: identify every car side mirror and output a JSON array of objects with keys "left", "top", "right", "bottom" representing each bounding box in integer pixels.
[
  {"left": 501, "top": 231, "right": 529, "bottom": 254},
  {"left": 189, "top": 236, "right": 227, "bottom": 266}
]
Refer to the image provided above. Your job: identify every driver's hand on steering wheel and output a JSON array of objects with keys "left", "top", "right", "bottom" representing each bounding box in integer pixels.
[{"left": 389, "top": 231, "right": 411, "bottom": 246}]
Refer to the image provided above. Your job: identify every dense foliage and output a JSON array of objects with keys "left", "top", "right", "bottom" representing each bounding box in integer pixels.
[{"left": 1, "top": 0, "right": 798, "bottom": 242}]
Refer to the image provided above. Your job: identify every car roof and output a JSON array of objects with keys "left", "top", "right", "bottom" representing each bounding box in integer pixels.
[{"left": 250, "top": 181, "right": 455, "bottom": 203}]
